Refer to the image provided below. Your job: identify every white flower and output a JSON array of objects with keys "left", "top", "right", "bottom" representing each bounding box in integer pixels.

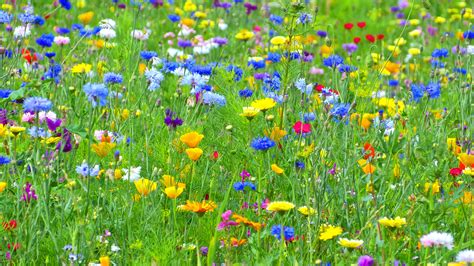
[
  {"left": 111, "top": 244, "right": 121, "bottom": 252},
  {"left": 419, "top": 231, "right": 454, "bottom": 250},
  {"left": 14, "top": 25, "right": 31, "bottom": 38},
  {"left": 99, "top": 28, "right": 116, "bottom": 39},
  {"left": 122, "top": 167, "right": 141, "bottom": 181},
  {"left": 218, "top": 19, "right": 228, "bottom": 30},
  {"left": 38, "top": 111, "right": 57, "bottom": 123},
  {"left": 131, "top": 29, "right": 151, "bottom": 41},
  {"left": 467, "top": 45, "right": 474, "bottom": 55},
  {"left": 54, "top": 36, "right": 70, "bottom": 46},
  {"left": 178, "top": 25, "right": 195, "bottom": 37},
  {"left": 99, "top": 19, "right": 116, "bottom": 29},
  {"left": 167, "top": 48, "right": 184, "bottom": 58},
  {"left": 456, "top": 249, "right": 474, "bottom": 263}
]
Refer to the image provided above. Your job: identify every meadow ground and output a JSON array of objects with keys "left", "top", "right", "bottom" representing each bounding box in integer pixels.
[{"left": 0, "top": 0, "right": 473, "bottom": 265}]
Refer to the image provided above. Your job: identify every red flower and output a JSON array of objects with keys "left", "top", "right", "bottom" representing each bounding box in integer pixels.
[
  {"left": 7, "top": 243, "right": 20, "bottom": 251},
  {"left": 2, "top": 220, "right": 17, "bottom": 231},
  {"left": 357, "top": 21, "right": 366, "bottom": 28},
  {"left": 293, "top": 121, "right": 311, "bottom": 134},
  {"left": 212, "top": 151, "right": 219, "bottom": 160},
  {"left": 344, "top": 23, "right": 354, "bottom": 30},
  {"left": 314, "top": 84, "right": 325, "bottom": 92},
  {"left": 450, "top": 168, "right": 462, "bottom": 176},
  {"left": 363, "top": 143, "right": 375, "bottom": 159},
  {"left": 365, "top": 34, "right": 375, "bottom": 43},
  {"left": 377, "top": 34, "right": 385, "bottom": 40},
  {"left": 21, "top": 49, "right": 37, "bottom": 64},
  {"left": 353, "top": 37, "right": 361, "bottom": 44}
]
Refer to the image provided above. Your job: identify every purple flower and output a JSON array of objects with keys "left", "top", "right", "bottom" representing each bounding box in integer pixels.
[
  {"left": 21, "top": 182, "right": 38, "bottom": 202},
  {"left": 244, "top": 2, "right": 257, "bottom": 15},
  {"left": 342, "top": 43, "right": 358, "bottom": 55},
  {"left": 164, "top": 109, "right": 183, "bottom": 129},
  {"left": 213, "top": 37, "right": 228, "bottom": 46},
  {"left": 200, "top": 246, "right": 208, "bottom": 256},
  {"left": 358, "top": 255, "right": 374, "bottom": 266},
  {"left": 46, "top": 118, "right": 62, "bottom": 131}
]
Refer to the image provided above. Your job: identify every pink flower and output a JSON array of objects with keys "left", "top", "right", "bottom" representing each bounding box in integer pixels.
[
  {"left": 293, "top": 121, "right": 311, "bottom": 134},
  {"left": 420, "top": 231, "right": 454, "bottom": 250},
  {"left": 309, "top": 67, "right": 324, "bottom": 75},
  {"left": 22, "top": 112, "right": 35, "bottom": 123},
  {"left": 54, "top": 36, "right": 70, "bottom": 46}
]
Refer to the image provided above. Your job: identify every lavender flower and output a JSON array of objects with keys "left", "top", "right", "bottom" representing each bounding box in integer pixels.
[{"left": 21, "top": 182, "right": 38, "bottom": 202}]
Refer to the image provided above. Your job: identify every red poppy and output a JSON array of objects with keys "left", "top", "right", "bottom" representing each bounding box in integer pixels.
[
  {"left": 7, "top": 243, "right": 20, "bottom": 251},
  {"left": 449, "top": 168, "right": 462, "bottom": 177},
  {"left": 363, "top": 143, "right": 375, "bottom": 159},
  {"left": 353, "top": 37, "right": 361, "bottom": 44},
  {"left": 293, "top": 121, "right": 311, "bottom": 134},
  {"left": 212, "top": 151, "right": 219, "bottom": 160},
  {"left": 377, "top": 34, "right": 385, "bottom": 40},
  {"left": 21, "top": 49, "right": 37, "bottom": 64},
  {"left": 357, "top": 21, "right": 366, "bottom": 28},
  {"left": 344, "top": 23, "right": 354, "bottom": 30},
  {"left": 365, "top": 34, "right": 375, "bottom": 43}
]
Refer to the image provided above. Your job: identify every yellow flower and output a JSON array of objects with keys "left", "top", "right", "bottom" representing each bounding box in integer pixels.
[
  {"left": 393, "top": 37, "right": 407, "bottom": 46},
  {"left": 194, "top": 11, "right": 206, "bottom": 18},
  {"left": 434, "top": 16, "right": 446, "bottom": 23},
  {"left": 271, "top": 164, "right": 284, "bottom": 174},
  {"left": 266, "top": 126, "right": 287, "bottom": 142},
  {"left": 270, "top": 36, "right": 286, "bottom": 46},
  {"left": 408, "top": 29, "right": 422, "bottom": 37},
  {"left": 338, "top": 238, "right": 364, "bottom": 248},
  {"left": 298, "top": 206, "right": 316, "bottom": 216},
  {"left": 178, "top": 200, "right": 217, "bottom": 214},
  {"left": 393, "top": 163, "right": 400, "bottom": 177},
  {"left": 42, "top": 137, "right": 62, "bottom": 145},
  {"left": 0, "top": 182, "right": 7, "bottom": 192},
  {"left": 1, "top": 4, "right": 12, "bottom": 11},
  {"left": 134, "top": 178, "right": 157, "bottom": 196},
  {"left": 358, "top": 159, "right": 376, "bottom": 174},
  {"left": 240, "top": 107, "right": 260, "bottom": 121},
  {"left": 0, "top": 124, "right": 9, "bottom": 137},
  {"left": 180, "top": 132, "right": 204, "bottom": 148},
  {"left": 408, "top": 48, "right": 421, "bottom": 55},
  {"left": 297, "top": 143, "right": 315, "bottom": 158},
  {"left": 235, "top": 29, "right": 254, "bottom": 41},
  {"left": 266, "top": 201, "right": 295, "bottom": 212},
  {"left": 164, "top": 186, "right": 184, "bottom": 199},
  {"left": 408, "top": 19, "right": 420, "bottom": 26},
  {"left": 462, "top": 168, "right": 474, "bottom": 176},
  {"left": 181, "top": 18, "right": 195, "bottom": 27},
  {"left": 320, "top": 44, "right": 333, "bottom": 57},
  {"left": 378, "top": 217, "right": 407, "bottom": 228},
  {"left": 91, "top": 142, "right": 116, "bottom": 158},
  {"left": 185, "top": 148, "right": 203, "bottom": 161},
  {"left": 183, "top": 0, "right": 197, "bottom": 12},
  {"left": 160, "top": 175, "right": 186, "bottom": 188},
  {"left": 9, "top": 126, "right": 25, "bottom": 136},
  {"left": 114, "top": 169, "right": 122, "bottom": 180},
  {"left": 121, "top": 109, "right": 130, "bottom": 120},
  {"left": 319, "top": 224, "right": 343, "bottom": 241},
  {"left": 424, "top": 180, "right": 440, "bottom": 194},
  {"left": 251, "top": 98, "right": 276, "bottom": 112},
  {"left": 458, "top": 153, "right": 474, "bottom": 166},
  {"left": 78, "top": 11, "right": 94, "bottom": 24},
  {"left": 99, "top": 256, "right": 110, "bottom": 266},
  {"left": 71, "top": 63, "right": 92, "bottom": 74}
]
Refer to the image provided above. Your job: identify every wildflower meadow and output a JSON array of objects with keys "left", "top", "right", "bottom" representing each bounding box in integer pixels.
[{"left": 0, "top": 0, "right": 473, "bottom": 265}]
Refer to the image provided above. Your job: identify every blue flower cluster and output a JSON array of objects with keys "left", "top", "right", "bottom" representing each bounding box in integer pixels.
[
  {"left": 23, "top": 97, "right": 53, "bottom": 112},
  {"left": 83, "top": 83, "right": 109, "bottom": 107},
  {"left": 251, "top": 137, "right": 276, "bottom": 151},
  {"left": 233, "top": 182, "right": 256, "bottom": 191},
  {"left": 271, "top": 225, "right": 295, "bottom": 241}
]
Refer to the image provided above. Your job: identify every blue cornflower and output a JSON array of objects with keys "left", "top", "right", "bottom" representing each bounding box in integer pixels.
[
  {"left": 454, "top": 68, "right": 467, "bottom": 75},
  {"left": 226, "top": 65, "right": 243, "bottom": 81},
  {"left": 75, "top": 163, "right": 100, "bottom": 177},
  {"left": 425, "top": 82, "right": 441, "bottom": 99},
  {"left": 45, "top": 52, "right": 56, "bottom": 58},
  {"left": 83, "top": 83, "right": 109, "bottom": 107},
  {"left": 338, "top": 64, "right": 357, "bottom": 73},
  {"left": 33, "top": 16, "right": 45, "bottom": 26},
  {"left": 168, "top": 14, "right": 180, "bottom": 22},
  {"left": 36, "top": 33, "right": 55, "bottom": 47},
  {"left": 79, "top": 27, "right": 100, "bottom": 37},
  {"left": 18, "top": 12, "right": 36, "bottom": 24},
  {"left": 23, "top": 97, "right": 53, "bottom": 112},
  {"left": 233, "top": 182, "right": 256, "bottom": 191},
  {"left": 181, "top": 73, "right": 207, "bottom": 89},
  {"left": 295, "top": 160, "right": 305, "bottom": 169},
  {"left": 0, "top": 155, "right": 11, "bottom": 165},
  {"left": 431, "top": 48, "right": 448, "bottom": 58},
  {"left": 28, "top": 126, "right": 51, "bottom": 138},
  {"left": 267, "top": 52, "right": 281, "bottom": 63},
  {"left": 103, "top": 72, "right": 123, "bottom": 84},
  {"left": 162, "top": 60, "right": 179, "bottom": 73},
  {"left": 463, "top": 29, "right": 474, "bottom": 39},
  {"left": 248, "top": 59, "right": 265, "bottom": 70},
  {"left": 0, "top": 10, "right": 13, "bottom": 24},
  {"left": 411, "top": 83, "right": 425, "bottom": 102},
  {"left": 202, "top": 91, "right": 226, "bottom": 106},
  {"left": 0, "top": 89, "right": 12, "bottom": 99},
  {"left": 294, "top": 78, "right": 312, "bottom": 94},
  {"left": 71, "top": 24, "right": 83, "bottom": 31},
  {"left": 269, "top": 14, "right": 283, "bottom": 25},
  {"left": 330, "top": 103, "right": 351, "bottom": 117},
  {"left": 297, "top": 13, "right": 312, "bottom": 24},
  {"left": 191, "top": 65, "right": 213, "bottom": 76},
  {"left": 431, "top": 60, "right": 445, "bottom": 68},
  {"left": 57, "top": 27, "right": 70, "bottom": 34},
  {"left": 140, "top": 51, "right": 157, "bottom": 60},
  {"left": 323, "top": 55, "right": 344, "bottom": 68},
  {"left": 144, "top": 68, "right": 164, "bottom": 91},
  {"left": 43, "top": 64, "right": 62, "bottom": 83},
  {"left": 388, "top": 80, "right": 399, "bottom": 87},
  {"left": 59, "top": 0, "right": 72, "bottom": 10},
  {"left": 238, "top": 88, "right": 253, "bottom": 98},
  {"left": 316, "top": 30, "right": 327, "bottom": 37},
  {"left": 303, "top": 112, "right": 316, "bottom": 122},
  {"left": 271, "top": 225, "right": 295, "bottom": 241},
  {"left": 251, "top": 137, "right": 275, "bottom": 151}
]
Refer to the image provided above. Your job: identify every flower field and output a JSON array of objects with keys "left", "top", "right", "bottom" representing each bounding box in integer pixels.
[{"left": 0, "top": 0, "right": 473, "bottom": 265}]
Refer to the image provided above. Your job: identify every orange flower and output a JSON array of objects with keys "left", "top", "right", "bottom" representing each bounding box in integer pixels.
[
  {"left": 91, "top": 142, "right": 116, "bottom": 158},
  {"left": 185, "top": 148, "right": 203, "bottom": 161},
  {"left": 266, "top": 126, "right": 287, "bottom": 142},
  {"left": 180, "top": 132, "right": 204, "bottom": 148},
  {"left": 160, "top": 175, "right": 186, "bottom": 188},
  {"left": 134, "top": 178, "right": 157, "bottom": 196},
  {"left": 178, "top": 200, "right": 217, "bottom": 214},
  {"left": 232, "top": 214, "right": 263, "bottom": 231},
  {"left": 358, "top": 159, "right": 376, "bottom": 174},
  {"left": 78, "top": 11, "right": 94, "bottom": 24},
  {"left": 230, "top": 237, "right": 247, "bottom": 247}
]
